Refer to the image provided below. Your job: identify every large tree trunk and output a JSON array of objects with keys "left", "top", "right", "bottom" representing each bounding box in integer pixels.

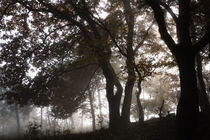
[
  {"left": 99, "top": 60, "right": 122, "bottom": 130},
  {"left": 121, "top": 57, "right": 136, "bottom": 127},
  {"left": 145, "top": 1, "right": 209, "bottom": 139},
  {"left": 176, "top": 50, "right": 199, "bottom": 140},
  {"left": 107, "top": 96, "right": 121, "bottom": 130},
  {"left": 121, "top": 0, "right": 136, "bottom": 128}
]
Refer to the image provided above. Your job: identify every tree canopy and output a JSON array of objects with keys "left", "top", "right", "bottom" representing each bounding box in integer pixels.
[{"left": 0, "top": 0, "right": 210, "bottom": 139}]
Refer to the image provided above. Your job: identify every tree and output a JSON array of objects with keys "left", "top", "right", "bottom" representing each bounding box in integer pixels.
[
  {"left": 2, "top": 1, "right": 205, "bottom": 135},
  {"left": 1, "top": 0, "right": 152, "bottom": 131},
  {"left": 190, "top": 0, "right": 210, "bottom": 116},
  {"left": 145, "top": 0, "right": 210, "bottom": 139},
  {"left": 143, "top": 73, "right": 179, "bottom": 117},
  {"left": 0, "top": 0, "right": 118, "bottom": 130}
]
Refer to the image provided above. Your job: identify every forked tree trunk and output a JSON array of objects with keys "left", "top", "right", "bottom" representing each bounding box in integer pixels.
[
  {"left": 121, "top": 0, "right": 136, "bottom": 128},
  {"left": 99, "top": 59, "right": 122, "bottom": 131},
  {"left": 176, "top": 50, "right": 199, "bottom": 140}
]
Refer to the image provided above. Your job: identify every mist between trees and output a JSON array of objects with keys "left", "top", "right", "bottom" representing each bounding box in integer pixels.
[{"left": 0, "top": 0, "right": 210, "bottom": 140}]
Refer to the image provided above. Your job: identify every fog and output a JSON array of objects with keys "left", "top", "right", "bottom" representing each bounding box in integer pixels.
[
  {"left": 0, "top": 80, "right": 178, "bottom": 137},
  {"left": 0, "top": 90, "right": 110, "bottom": 137}
]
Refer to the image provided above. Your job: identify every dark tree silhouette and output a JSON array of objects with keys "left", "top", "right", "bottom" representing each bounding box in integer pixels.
[{"left": 145, "top": 0, "right": 210, "bottom": 139}]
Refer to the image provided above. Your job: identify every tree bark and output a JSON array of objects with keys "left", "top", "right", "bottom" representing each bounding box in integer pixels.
[
  {"left": 121, "top": 0, "right": 136, "bottom": 128},
  {"left": 121, "top": 57, "right": 136, "bottom": 127},
  {"left": 175, "top": 49, "right": 199, "bottom": 140},
  {"left": 146, "top": 0, "right": 209, "bottom": 139},
  {"left": 99, "top": 59, "right": 122, "bottom": 131}
]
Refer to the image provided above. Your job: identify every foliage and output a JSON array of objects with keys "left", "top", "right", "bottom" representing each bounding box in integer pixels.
[{"left": 0, "top": 1, "right": 209, "bottom": 138}]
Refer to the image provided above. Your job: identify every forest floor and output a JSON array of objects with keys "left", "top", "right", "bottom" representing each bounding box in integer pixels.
[{"left": 0, "top": 117, "right": 209, "bottom": 140}]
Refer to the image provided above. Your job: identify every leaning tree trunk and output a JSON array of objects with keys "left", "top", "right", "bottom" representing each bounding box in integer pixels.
[
  {"left": 99, "top": 59, "right": 123, "bottom": 131},
  {"left": 191, "top": 15, "right": 210, "bottom": 116},
  {"left": 196, "top": 53, "right": 210, "bottom": 115},
  {"left": 135, "top": 62, "right": 144, "bottom": 123},
  {"left": 176, "top": 50, "right": 199, "bottom": 140}
]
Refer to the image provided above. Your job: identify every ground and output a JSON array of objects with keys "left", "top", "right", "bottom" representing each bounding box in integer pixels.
[{"left": 1, "top": 117, "right": 209, "bottom": 140}]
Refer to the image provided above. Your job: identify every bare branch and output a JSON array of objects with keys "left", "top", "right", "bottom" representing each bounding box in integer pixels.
[
  {"left": 67, "top": 0, "right": 101, "bottom": 39},
  {"left": 146, "top": 0, "right": 176, "bottom": 54},
  {"left": 159, "top": 1, "right": 178, "bottom": 24},
  {"left": 42, "top": 23, "right": 73, "bottom": 44},
  {"left": 91, "top": 17, "right": 128, "bottom": 57},
  {"left": 134, "top": 20, "right": 155, "bottom": 53}
]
